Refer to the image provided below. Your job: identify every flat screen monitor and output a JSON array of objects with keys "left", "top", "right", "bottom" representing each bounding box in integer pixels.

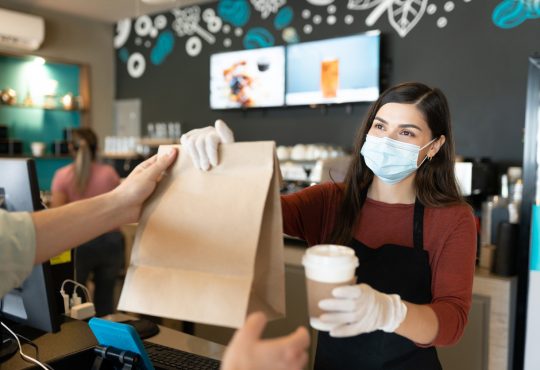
[
  {"left": 286, "top": 31, "right": 380, "bottom": 106},
  {"left": 0, "top": 158, "right": 61, "bottom": 334},
  {"left": 210, "top": 46, "right": 285, "bottom": 109}
]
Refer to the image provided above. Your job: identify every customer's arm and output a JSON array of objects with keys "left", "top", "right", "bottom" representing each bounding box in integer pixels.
[
  {"left": 50, "top": 191, "right": 68, "bottom": 207},
  {"left": 221, "top": 312, "right": 310, "bottom": 370},
  {"left": 32, "top": 149, "right": 177, "bottom": 264}
]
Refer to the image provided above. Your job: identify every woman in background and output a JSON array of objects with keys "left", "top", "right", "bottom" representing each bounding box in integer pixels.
[{"left": 51, "top": 128, "right": 123, "bottom": 316}]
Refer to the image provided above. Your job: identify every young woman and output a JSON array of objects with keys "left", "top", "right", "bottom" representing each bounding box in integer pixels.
[
  {"left": 51, "top": 128, "right": 124, "bottom": 317},
  {"left": 181, "top": 82, "right": 476, "bottom": 369}
]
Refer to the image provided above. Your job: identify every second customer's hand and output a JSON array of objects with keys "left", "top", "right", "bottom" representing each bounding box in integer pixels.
[{"left": 221, "top": 312, "right": 310, "bottom": 370}]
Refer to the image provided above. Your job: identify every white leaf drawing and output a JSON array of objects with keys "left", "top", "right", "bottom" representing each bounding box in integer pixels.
[
  {"left": 388, "top": 0, "right": 427, "bottom": 38},
  {"left": 347, "top": 0, "right": 383, "bottom": 11},
  {"left": 365, "top": 0, "right": 395, "bottom": 26},
  {"left": 364, "top": 0, "right": 427, "bottom": 37}
]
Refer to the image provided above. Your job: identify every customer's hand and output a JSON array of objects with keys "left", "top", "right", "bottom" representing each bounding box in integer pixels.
[
  {"left": 180, "top": 119, "right": 234, "bottom": 171},
  {"left": 111, "top": 148, "right": 178, "bottom": 224},
  {"left": 221, "top": 312, "right": 310, "bottom": 370},
  {"left": 318, "top": 283, "right": 407, "bottom": 337}
]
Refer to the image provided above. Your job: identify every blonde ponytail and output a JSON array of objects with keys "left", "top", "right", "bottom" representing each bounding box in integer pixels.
[{"left": 74, "top": 139, "right": 92, "bottom": 194}]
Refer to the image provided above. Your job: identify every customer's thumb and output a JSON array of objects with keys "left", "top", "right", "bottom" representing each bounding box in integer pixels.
[
  {"left": 285, "top": 326, "right": 310, "bottom": 349},
  {"left": 238, "top": 312, "right": 267, "bottom": 341},
  {"left": 147, "top": 148, "right": 177, "bottom": 180}
]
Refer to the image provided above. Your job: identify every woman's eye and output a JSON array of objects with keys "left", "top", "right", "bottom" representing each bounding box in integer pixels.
[
  {"left": 400, "top": 130, "right": 415, "bottom": 137},
  {"left": 374, "top": 123, "right": 384, "bottom": 130}
]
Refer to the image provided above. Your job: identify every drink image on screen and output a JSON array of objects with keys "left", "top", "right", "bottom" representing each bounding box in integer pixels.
[
  {"left": 257, "top": 56, "right": 270, "bottom": 72},
  {"left": 302, "top": 245, "right": 358, "bottom": 331},
  {"left": 321, "top": 58, "right": 339, "bottom": 98},
  {"left": 285, "top": 31, "right": 380, "bottom": 106}
]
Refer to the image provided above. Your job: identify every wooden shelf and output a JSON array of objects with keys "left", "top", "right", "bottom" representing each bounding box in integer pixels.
[
  {"left": 32, "top": 155, "right": 72, "bottom": 159},
  {"left": 138, "top": 138, "right": 178, "bottom": 146},
  {"left": 0, "top": 103, "right": 85, "bottom": 112},
  {"left": 0, "top": 154, "right": 71, "bottom": 159},
  {"left": 101, "top": 152, "right": 141, "bottom": 160}
]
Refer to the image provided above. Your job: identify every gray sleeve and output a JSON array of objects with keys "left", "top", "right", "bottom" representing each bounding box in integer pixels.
[{"left": 0, "top": 210, "right": 36, "bottom": 298}]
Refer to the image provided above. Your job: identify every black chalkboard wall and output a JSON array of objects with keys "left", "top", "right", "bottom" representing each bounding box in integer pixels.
[{"left": 115, "top": 0, "right": 539, "bottom": 163}]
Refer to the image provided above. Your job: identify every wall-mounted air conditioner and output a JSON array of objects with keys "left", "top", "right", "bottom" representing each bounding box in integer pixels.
[{"left": 0, "top": 8, "right": 45, "bottom": 51}]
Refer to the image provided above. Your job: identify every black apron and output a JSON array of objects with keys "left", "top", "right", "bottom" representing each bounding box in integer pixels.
[{"left": 314, "top": 199, "right": 442, "bottom": 370}]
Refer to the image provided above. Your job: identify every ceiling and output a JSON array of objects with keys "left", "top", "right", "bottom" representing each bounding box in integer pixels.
[{"left": 0, "top": 0, "right": 214, "bottom": 24}]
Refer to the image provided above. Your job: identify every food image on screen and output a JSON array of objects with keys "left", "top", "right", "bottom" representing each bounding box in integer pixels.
[
  {"left": 210, "top": 47, "right": 285, "bottom": 109},
  {"left": 286, "top": 31, "right": 380, "bottom": 106}
]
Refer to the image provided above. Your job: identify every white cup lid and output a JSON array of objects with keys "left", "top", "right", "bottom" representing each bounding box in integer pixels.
[{"left": 302, "top": 244, "right": 359, "bottom": 269}]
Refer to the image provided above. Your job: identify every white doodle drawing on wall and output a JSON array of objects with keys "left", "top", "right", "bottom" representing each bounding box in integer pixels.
[
  {"left": 306, "top": 0, "right": 335, "bottom": 5},
  {"left": 186, "top": 36, "right": 203, "bottom": 56},
  {"left": 114, "top": 19, "right": 131, "bottom": 49},
  {"left": 135, "top": 14, "right": 168, "bottom": 39},
  {"left": 135, "top": 16, "right": 153, "bottom": 37},
  {"left": 426, "top": 1, "right": 457, "bottom": 29},
  {"left": 250, "top": 0, "right": 287, "bottom": 19},
  {"left": 202, "top": 8, "right": 223, "bottom": 33},
  {"left": 347, "top": 0, "right": 467, "bottom": 37},
  {"left": 172, "top": 6, "right": 223, "bottom": 57},
  {"left": 127, "top": 52, "right": 145, "bottom": 78},
  {"left": 154, "top": 15, "right": 168, "bottom": 33},
  {"left": 347, "top": 0, "right": 425, "bottom": 37}
]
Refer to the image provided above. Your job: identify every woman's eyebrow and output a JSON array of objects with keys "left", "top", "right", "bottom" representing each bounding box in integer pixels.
[{"left": 374, "top": 116, "right": 422, "bottom": 131}]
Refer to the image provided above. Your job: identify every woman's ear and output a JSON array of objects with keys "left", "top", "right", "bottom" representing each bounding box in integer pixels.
[{"left": 429, "top": 135, "right": 446, "bottom": 158}]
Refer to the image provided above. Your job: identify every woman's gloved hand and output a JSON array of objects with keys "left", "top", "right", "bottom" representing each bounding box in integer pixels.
[
  {"left": 318, "top": 283, "right": 408, "bottom": 338},
  {"left": 180, "top": 119, "right": 234, "bottom": 171}
]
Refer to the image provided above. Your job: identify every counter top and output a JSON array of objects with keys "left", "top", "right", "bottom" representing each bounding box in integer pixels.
[{"left": 1, "top": 315, "right": 225, "bottom": 369}]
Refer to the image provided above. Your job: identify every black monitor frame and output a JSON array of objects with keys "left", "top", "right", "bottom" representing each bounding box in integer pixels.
[{"left": 0, "top": 158, "right": 61, "bottom": 333}]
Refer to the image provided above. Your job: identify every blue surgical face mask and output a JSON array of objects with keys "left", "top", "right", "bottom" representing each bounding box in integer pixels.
[{"left": 360, "top": 134, "right": 436, "bottom": 185}]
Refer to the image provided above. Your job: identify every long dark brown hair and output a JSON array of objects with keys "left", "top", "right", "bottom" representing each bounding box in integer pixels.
[
  {"left": 329, "top": 82, "right": 465, "bottom": 245},
  {"left": 71, "top": 128, "right": 98, "bottom": 194}
]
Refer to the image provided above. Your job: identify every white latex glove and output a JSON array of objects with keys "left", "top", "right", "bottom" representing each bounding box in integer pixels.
[
  {"left": 221, "top": 312, "right": 310, "bottom": 370},
  {"left": 318, "top": 283, "right": 407, "bottom": 338},
  {"left": 180, "top": 119, "right": 234, "bottom": 171}
]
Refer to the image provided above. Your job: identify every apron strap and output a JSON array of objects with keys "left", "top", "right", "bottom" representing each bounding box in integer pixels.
[{"left": 413, "top": 199, "right": 425, "bottom": 250}]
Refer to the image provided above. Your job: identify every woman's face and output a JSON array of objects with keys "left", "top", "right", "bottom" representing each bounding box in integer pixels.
[{"left": 367, "top": 102, "right": 437, "bottom": 165}]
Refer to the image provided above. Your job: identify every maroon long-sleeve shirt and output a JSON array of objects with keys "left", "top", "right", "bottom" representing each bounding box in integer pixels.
[{"left": 281, "top": 182, "right": 477, "bottom": 347}]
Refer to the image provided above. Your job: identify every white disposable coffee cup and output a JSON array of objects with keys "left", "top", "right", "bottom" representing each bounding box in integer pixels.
[
  {"left": 31, "top": 142, "right": 46, "bottom": 157},
  {"left": 302, "top": 244, "right": 359, "bottom": 331}
]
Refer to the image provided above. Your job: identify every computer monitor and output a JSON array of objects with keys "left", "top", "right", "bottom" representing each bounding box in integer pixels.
[{"left": 0, "top": 159, "right": 61, "bottom": 337}]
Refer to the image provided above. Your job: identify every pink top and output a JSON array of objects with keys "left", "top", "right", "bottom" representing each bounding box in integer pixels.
[{"left": 51, "top": 162, "right": 120, "bottom": 202}]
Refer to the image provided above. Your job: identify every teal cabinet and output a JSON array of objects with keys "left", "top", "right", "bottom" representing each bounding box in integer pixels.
[{"left": 0, "top": 54, "right": 89, "bottom": 190}]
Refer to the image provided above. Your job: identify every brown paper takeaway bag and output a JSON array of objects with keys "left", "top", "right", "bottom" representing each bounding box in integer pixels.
[{"left": 118, "top": 142, "right": 285, "bottom": 328}]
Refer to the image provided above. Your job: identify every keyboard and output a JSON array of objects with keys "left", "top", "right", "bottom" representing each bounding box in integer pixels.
[{"left": 143, "top": 341, "right": 221, "bottom": 370}]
